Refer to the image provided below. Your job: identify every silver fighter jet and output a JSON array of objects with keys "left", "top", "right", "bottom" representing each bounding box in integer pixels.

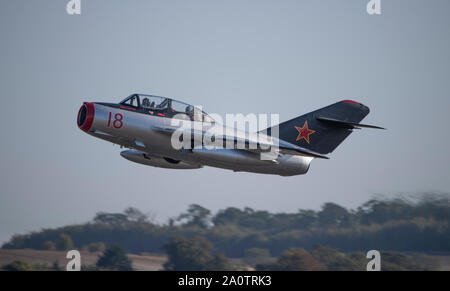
[{"left": 77, "top": 94, "right": 383, "bottom": 176}]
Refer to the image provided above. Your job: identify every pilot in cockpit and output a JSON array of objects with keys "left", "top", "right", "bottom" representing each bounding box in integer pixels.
[
  {"left": 185, "top": 105, "right": 202, "bottom": 121},
  {"left": 185, "top": 105, "right": 194, "bottom": 117},
  {"left": 142, "top": 97, "right": 150, "bottom": 108},
  {"left": 141, "top": 97, "right": 157, "bottom": 110}
]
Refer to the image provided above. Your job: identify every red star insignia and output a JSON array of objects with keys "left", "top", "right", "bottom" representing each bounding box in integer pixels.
[{"left": 295, "top": 121, "right": 315, "bottom": 144}]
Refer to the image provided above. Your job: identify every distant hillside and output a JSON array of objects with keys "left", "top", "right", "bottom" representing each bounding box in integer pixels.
[{"left": 2, "top": 194, "right": 450, "bottom": 258}]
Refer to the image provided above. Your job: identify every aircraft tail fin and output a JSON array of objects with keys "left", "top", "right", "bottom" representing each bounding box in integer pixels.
[{"left": 263, "top": 100, "right": 384, "bottom": 155}]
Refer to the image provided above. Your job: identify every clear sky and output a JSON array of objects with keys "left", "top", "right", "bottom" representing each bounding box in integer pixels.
[{"left": 1, "top": 0, "right": 449, "bottom": 243}]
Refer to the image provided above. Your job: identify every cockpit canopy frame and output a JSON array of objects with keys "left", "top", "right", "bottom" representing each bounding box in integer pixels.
[{"left": 120, "top": 94, "right": 214, "bottom": 123}]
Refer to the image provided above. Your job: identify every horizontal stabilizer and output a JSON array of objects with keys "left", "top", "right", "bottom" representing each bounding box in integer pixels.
[
  {"left": 278, "top": 139, "right": 330, "bottom": 159},
  {"left": 316, "top": 117, "right": 386, "bottom": 130},
  {"left": 280, "top": 146, "right": 329, "bottom": 159}
]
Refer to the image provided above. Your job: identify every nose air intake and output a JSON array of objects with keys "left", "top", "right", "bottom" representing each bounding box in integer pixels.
[{"left": 77, "top": 102, "right": 95, "bottom": 132}]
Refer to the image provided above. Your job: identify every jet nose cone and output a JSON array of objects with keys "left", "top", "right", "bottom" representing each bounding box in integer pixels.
[{"left": 77, "top": 102, "right": 95, "bottom": 132}]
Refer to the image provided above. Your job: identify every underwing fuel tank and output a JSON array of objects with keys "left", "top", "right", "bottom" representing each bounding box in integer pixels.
[
  {"left": 191, "top": 148, "right": 312, "bottom": 176},
  {"left": 120, "top": 150, "right": 202, "bottom": 170},
  {"left": 191, "top": 148, "right": 277, "bottom": 165}
]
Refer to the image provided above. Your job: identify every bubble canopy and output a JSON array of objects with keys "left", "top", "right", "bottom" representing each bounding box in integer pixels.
[{"left": 119, "top": 94, "right": 214, "bottom": 122}]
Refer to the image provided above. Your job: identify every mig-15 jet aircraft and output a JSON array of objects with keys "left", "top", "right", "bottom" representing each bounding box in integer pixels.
[{"left": 77, "top": 94, "right": 383, "bottom": 176}]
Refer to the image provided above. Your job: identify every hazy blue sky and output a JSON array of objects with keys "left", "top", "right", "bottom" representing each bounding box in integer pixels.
[{"left": 1, "top": 0, "right": 449, "bottom": 243}]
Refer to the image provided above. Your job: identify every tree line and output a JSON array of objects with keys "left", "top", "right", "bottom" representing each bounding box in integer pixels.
[
  {"left": 162, "top": 236, "right": 437, "bottom": 271},
  {"left": 3, "top": 193, "right": 449, "bottom": 259}
]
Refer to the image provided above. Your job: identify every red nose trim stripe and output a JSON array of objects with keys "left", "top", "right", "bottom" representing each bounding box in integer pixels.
[
  {"left": 341, "top": 100, "right": 360, "bottom": 104},
  {"left": 120, "top": 106, "right": 136, "bottom": 111},
  {"left": 78, "top": 102, "right": 95, "bottom": 132}
]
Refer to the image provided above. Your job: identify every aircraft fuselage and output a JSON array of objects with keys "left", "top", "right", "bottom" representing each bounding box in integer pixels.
[{"left": 78, "top": 100, "right": 312, "bottom": 176}]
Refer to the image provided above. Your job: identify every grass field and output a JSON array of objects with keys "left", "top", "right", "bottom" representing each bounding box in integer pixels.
[{"left": 0, "top": 249, "right": 167, "bottom": 271}]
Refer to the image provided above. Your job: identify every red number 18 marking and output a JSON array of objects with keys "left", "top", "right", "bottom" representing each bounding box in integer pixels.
[{"left": 107, "top": 112, "right": 123, "bottom": 129}]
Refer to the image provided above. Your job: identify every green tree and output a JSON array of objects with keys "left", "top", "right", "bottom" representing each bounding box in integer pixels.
[
  {"left": 177, "top": 204, "right": 211, "bottom": 228},
  {"left": 207, "top": 253, "right": 235, "bottom": 271},
  {"left": 86, "top": 242, "right": 106, "bottom": 253},
  {"left": 93, "top": 212, "right": 129, "bottom": 225},
  {"left": 277, "top": 248, "right": 324, "bottom": 271},
  {"left": 243, "top": 248, "right": 271, "bottom": 266},
  {"left": 124, "top": 207, "right": 148, "bottom": 223},
  {"left": 42, "top": 240, "right": 56, "bottom": 250},
  {"left": 162, "top": 236, "right": 233, "bottom": 270},
  {"left": 213, "top": 207, "right": 246, "bottom": 225},
  {"left": 96, "top": 245, "right": 133, "bottom": 271},
  {"left": 311, "top": 245, "right": 364, "bottom": 271},
  {"left": 56, "top": 234, "right": 74, "bottom": 251},
  {"left": 240, "top": 210, "right": 271, "bottom": 230},
  {"left": 52, "top": 261, "right": 62, "bottom": 271},
  {"left": 295, "top": 210, "right": 317, "bottom": 229},
  {"left": 318, "top": 203, "right": 352, "bottom": 227},
  {"left": 381, "top": 252, "right": 423, "bottom": 271},
  {"left": 257, "top": 248, "right": 324, "bottom": 271},
  {"left": 357, "top": 199, "right": 411, "bottom": 224},
  {"left": 2, "top": 261, "right": 36, "bottom": 271}
]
